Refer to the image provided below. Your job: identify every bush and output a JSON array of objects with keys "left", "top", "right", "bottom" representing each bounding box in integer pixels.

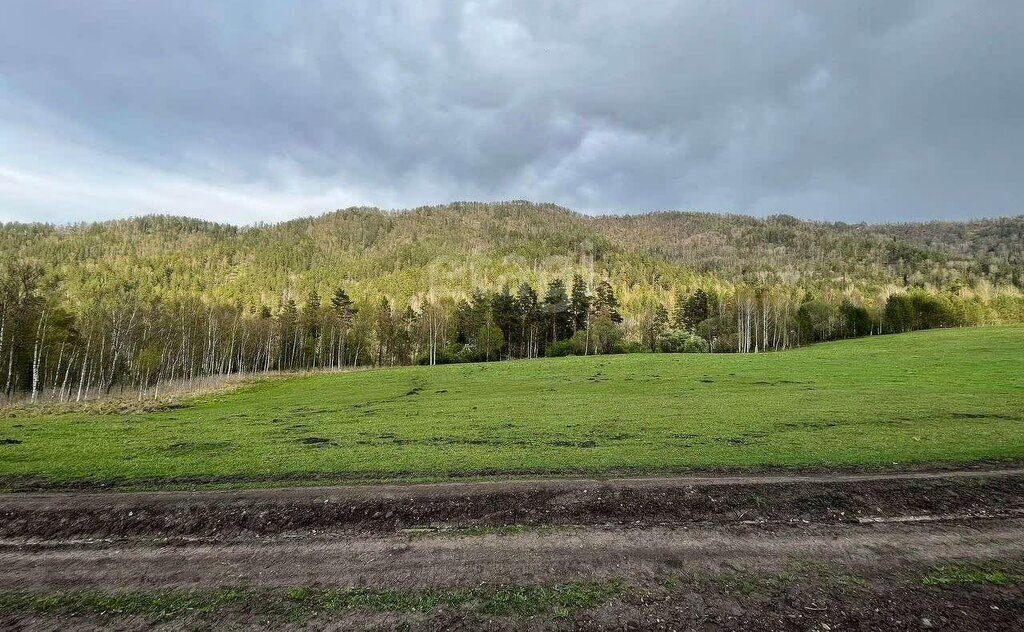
[
  {"left": 415, "top": 346, "right": 459, "bottom": 365},
  {"left": 418, "top": 344, "right": 486, "bottom": 364},
  {"left": 455, "top": 344, "right": 483, "bottom": 363},
  {"left": 992, "top": 295, "right": 1024, "bottom": 323},
  {"left": 545, "top": 340, "right": 574, "bottom": 357},
  {"left": 568, "top": 330, "right": 590, "bottom": 355},
  {"left": 686, "top": 336, "right": 710, "bottom": 353},
  {"left": 657, "top": 329, "right": 710, "bottom": 353},
  {"left": 614, "top": 340, "right": 650, "bottom": 354}
]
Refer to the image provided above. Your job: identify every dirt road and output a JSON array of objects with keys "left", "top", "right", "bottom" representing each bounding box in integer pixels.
[
  {"left": 2, "top": 467, "right": 1023, "bottom": 629},
  {"left": 2, "top": 520, "right": 1023, "bottom": 592},
  {"left": 4, "top": 465, "right": 1024, "bottom": 540}
]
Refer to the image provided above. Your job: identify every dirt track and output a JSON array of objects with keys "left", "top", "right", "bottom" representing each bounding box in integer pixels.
[
  {"left": 2, "top": 467, "right": 1024, "bottom": 629},
  {"left": 2, "top": 520, "right": 1023, "bottom": 592},
  {"left": 4, "top": 466, "right": 1024, "bottom": 540}
]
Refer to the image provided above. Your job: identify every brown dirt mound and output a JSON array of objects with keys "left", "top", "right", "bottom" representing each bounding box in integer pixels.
[{"left": 2, "top": 469, "right": 1023, "bottom": 540}]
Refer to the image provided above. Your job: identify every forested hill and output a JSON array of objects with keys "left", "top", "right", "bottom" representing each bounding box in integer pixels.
[
  {"left": 4, "top": 201, "right": 1023, "bottom": 308},
  {"left": 3, "top": 201, "right": 1024, "bottom": 400},
  {"left": 594, "top": 212, "right": 1024, "bottom": 287}
]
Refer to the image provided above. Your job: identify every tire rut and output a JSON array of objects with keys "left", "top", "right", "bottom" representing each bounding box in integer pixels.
[{"left": 1, "top": 520, "right": 1022, "bottom": 592}]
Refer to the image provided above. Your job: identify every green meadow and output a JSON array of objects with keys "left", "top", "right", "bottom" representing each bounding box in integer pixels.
[{"left": 2, "top": 327, "right": 1023, "bottom": 489}]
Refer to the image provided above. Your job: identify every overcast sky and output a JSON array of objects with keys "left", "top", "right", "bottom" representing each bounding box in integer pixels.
[{"left": 1, "top": 1, "right": 1022, "bottom": 225}]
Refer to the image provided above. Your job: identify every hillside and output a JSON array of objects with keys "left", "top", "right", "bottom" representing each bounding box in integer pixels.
[
  {"left": 4, "top": 202, "right": 1024, "bottom": 309},
  {"left": 2, "top": 201, "right": 1024, "bottom": 398}
]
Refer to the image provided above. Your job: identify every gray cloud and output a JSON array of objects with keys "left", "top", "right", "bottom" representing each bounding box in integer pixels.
[{"left": 1, "top": 0, "right": 1022, "bottom": 224}]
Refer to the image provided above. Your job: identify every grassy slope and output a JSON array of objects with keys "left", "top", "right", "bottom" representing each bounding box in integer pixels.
[{"left": 1, "top": 327, "right": 1023, "bottom": 487}]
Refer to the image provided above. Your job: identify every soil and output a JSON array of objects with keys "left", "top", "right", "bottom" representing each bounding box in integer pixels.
[
  {"left": 1, "top": 467, "right": 1023, "bottom": 630},
  {"left": 2, "top": 467, "right": 1023, "bottom": 540},
  {"left": 3, "top": 520, "right": 1023, "bottom": 592}
]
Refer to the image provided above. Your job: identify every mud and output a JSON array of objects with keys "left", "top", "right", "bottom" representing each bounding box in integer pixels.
[
  {"left": 2, "top": 521, "right": 1023, "bottom": 591},
  {"left": 2, "top": 468, "right": 1023, "bottom": 630},
  {"left": 2, "top": 467, "right": 1023, "bottom": 540},
  {"left": 1, "top": 522, "right": 1022, "bottom": 630}
]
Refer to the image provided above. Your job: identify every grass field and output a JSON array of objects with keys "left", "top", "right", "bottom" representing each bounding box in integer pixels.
[{"left": 1, "top": 327, "right": 1023, "bottom": 489}]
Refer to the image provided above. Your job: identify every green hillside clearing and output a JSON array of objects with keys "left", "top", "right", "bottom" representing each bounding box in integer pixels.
[{"left": 1, "top": 327, "right": 1022, "bottom": 489}]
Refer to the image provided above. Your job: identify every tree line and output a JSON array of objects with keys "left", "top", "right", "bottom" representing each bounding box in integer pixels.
[{"left": 4, "top": 260, "right": 1021, "bottom": 402}]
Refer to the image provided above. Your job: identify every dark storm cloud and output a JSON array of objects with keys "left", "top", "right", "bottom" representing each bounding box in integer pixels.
[{"left": 1, "top": 0, "right": 1022, "bottom": 223}]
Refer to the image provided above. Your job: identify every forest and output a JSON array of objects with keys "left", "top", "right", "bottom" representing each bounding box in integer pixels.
[{"left": 2, "top": 201, "right": 1023, "bottom": 401}]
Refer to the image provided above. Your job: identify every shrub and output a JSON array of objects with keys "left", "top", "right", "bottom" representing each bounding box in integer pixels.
[
  {"left": 415, "top": 347, "right": 459, "bottom": 365},
  {"left": 613, "top": 340, "right": 649, "bottom": 354},
  {"left": 545, "top": 340, "right": 574, "bottom": 357},
  {"left": 658, "top": 329, "right": 710, "bottom": 353}
]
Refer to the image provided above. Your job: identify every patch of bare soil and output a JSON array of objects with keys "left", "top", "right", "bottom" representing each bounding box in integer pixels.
[
  {"left": 2, "top": 468, "right": 1023, "bottom": 540},
  {"left": 0, "top": 528, "right": 1022, "bottom": 630},
  {"left": 577, "top": 570, "right": 1024, "bottom": 632},
  {"left": 1, "top": 468, "right": 1023, "bottom": 630},
  {"left": 3, "top": 520, "right": 1024, "bottom": 591}
]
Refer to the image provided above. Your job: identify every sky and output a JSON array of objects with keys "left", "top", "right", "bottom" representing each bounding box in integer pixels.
[{"left": 1, "top": 1, "right": 1022, "bottom": 225}]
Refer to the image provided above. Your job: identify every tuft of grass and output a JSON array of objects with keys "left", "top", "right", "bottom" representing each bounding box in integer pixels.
[
  {"left": 407, "top": 524, "right": 568, "bottom": 540},
  {"left": 2, "top": 327, "right": 1024, "bottom": 489},
  {"left": 0, "top": 588, "right": 252, "bottom": 623},
  {"left": 448, "top": 524, "right": 530, "bottom": 538},
  {"left": 921, "top": 564, "right": 1023, "bottom": 587},
  {"left": 286, "top": 581, "right": 624, "bottom": 618},
  {"left": 0, "top": 581, "right": 626, "bottom": 623}
]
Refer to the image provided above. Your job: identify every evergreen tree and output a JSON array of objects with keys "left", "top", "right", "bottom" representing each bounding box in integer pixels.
[
  {"left": 515, "top": 283, "right": 541, "bottom": 358},
  {"left": 542, "top": 279, "right": 572, "bottom": 343},
  {"left": 302, "top": 291, "right": 322, "bottom": 340},
  {"left": 330, "top": 288, "right": 357, "bottom": 328},
  {"left": 490, "top": 285, "right": 517, "bottom": 358},
  {"left": 593, "top": 280, "right": 622, "bottom": 323},
  {"left": 374, "top": 297, "right": 397, "bottom": 365},
  {"left": 569, "top": 274, "right": 591, "bottom": 332},
  {"left": 455, "top": 290, "right": 490, "bottom": 346},
  {"left": 677, "top": 288, "right": 711, "bottom": 331},
  {"left": 279, "top": 299, "right": 299, "bottom": 368}
]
